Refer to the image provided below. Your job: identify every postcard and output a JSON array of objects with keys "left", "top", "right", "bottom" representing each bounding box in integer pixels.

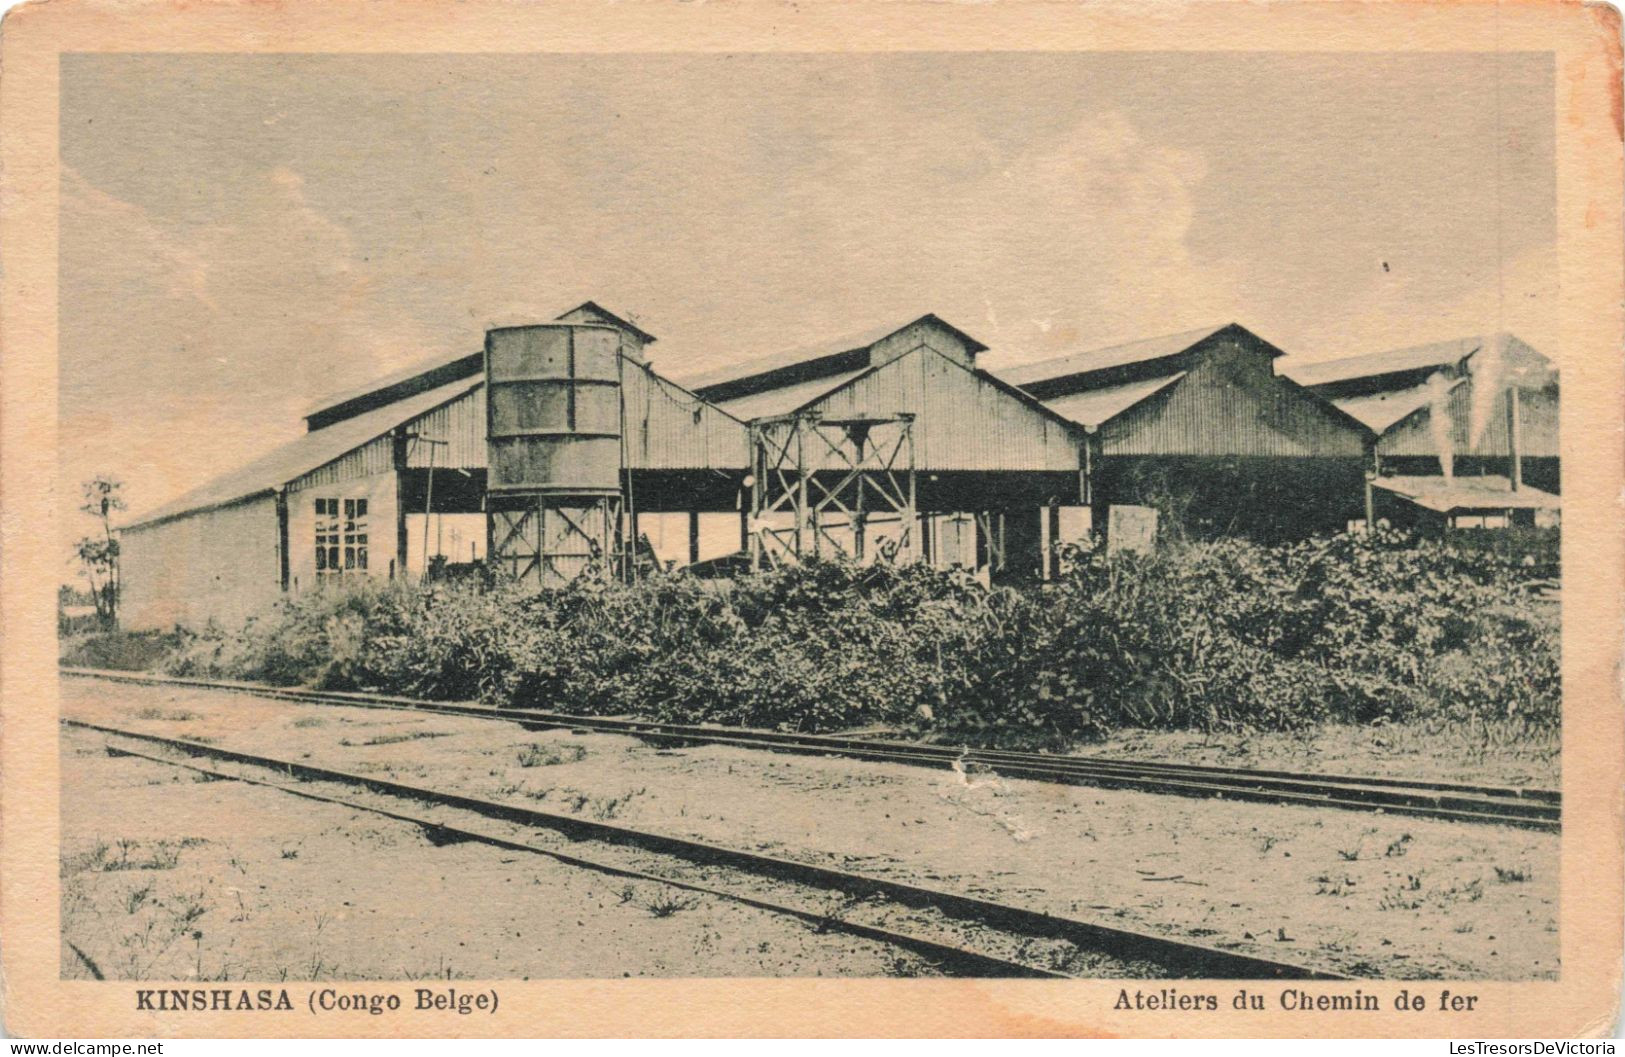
[{"left": 1, "top": 0, "right": 1620, "bottom": 1039}]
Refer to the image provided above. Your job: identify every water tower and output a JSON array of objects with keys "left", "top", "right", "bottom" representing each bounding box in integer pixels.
[{"left": 485, "top": 322, "right": 624, "bottom": 585}]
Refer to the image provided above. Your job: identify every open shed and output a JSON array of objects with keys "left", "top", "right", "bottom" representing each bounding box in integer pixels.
[
  {"left": 1371, "top": 474, "right": 1561, "bottom": 532},
  {"left": 119, "top": 303, "right": 750, "bottom": 629},
  {"left": 683, "top": 315, "right": 1088, "bottom": 576},
  {"left": 1284, "top": 333, "right": 1560, "bottom": 495},
  {"left": 999, "top": 324, "right": 1376, "bottom": 542}
]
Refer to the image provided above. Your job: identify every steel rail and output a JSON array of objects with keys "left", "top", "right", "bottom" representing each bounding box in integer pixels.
[
  {"left": 65, "top": 716, "right": 1348, "bottom": 981},
  {"left": 62, "top": 668, "right": 1559, "bottom": 830},
  {"left": 81, "top": 737, "right": 1054, "bottom": 980}
]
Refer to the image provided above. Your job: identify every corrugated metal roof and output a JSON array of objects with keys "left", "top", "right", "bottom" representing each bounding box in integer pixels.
[
  {"left": 1373, "top": 474, "right": 1560, "bottom": 513},
  {"left": 556, "top": 300, "right": 658, "bottom": 345},
  {"left": 677, "top": 314, "right": 989, "bottom": 394},
  {"left": 1040, "top": 373, "right": 1186, "bottom": 429},
  {"left": 1285, "top": 333, "right": 1557, "bottom": 392},
  {"left": 1331, "top": 380, "right": 1460, "bottom": 434},
  {"left": 303, "top": 348, "right": 479, "bottom": 421},
  {"left": 125, "top": 377, "right": 480, "bottom": 530},
  {"left": 304, "top": 303, "right": 653, "bottom": 423},
  {"left": 713, "top": 370, "right": 871, "bottom": 420},
  {"left": 997, "top": 325, "right": 1231, "bottom": 388},
  {"left": 1284, "top": 336, "right": 1488, "bottom": 388}
]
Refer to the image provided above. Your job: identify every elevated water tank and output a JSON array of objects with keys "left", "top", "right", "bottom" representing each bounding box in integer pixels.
[{"left": 485, "top": 323, "right": 623, "bottom": 495}]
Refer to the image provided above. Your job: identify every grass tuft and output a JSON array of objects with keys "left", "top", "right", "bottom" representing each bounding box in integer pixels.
[
  {"left": 516, "top": 743, "right": 587, "bottom": 768},
  {"left": 640, "top": 891, "right": 699, "bottom": 918}
]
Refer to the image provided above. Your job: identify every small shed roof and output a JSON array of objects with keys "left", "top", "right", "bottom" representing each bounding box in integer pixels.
[
  {"left": 124, "top": 377, "right": 481, "bottom": 531},
  {"left": 1041, "top": 373, "right": 1186, "bottom": 430},
  {"left": 555, "top": 300, "right": 658, "bottom": 345},
  {"left": 1373, "top": 474, "right": 1560, "bottom": 513}
]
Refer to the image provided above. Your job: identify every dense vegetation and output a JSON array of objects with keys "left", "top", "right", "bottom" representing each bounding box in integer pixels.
[{"left": 67, "top": 531, "right": 1559, "bottom": 749}]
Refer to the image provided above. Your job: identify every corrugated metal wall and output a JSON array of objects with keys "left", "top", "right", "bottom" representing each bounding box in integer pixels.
[
  {"left": 1379, "top": 382, "right": 1559, "bottom": 459},
  {"left": 119, "top": 495, "right": 282, "bottom": 630},
  {"left": 620, "top": 362, "right": 751, "bottom": 470},
  {"left": 285, "top": 470, "right": 401, "bottom": 590},
  {"left": 1100, "top": 350, "right": 1369, "bottom": 458},
  {"left": 288, "top": 435, "right": 396, "bottom": 490},
  {"left": 868, "top": 319, "right": 976, "bottom": 370},
  {"left": 391, "top": 365, "right": 751, "bottom": 473},
  {"left": 801, "top": 346, "right": 1082, "bottom": 472},
  {"left": 404, "top": 388, "right": 486, "bottom": 470}
]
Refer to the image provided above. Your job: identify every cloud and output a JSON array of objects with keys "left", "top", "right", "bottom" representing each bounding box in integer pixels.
[
  {"left": 956, "top": 113, "right": 1240, "bottom": 368},
  {"left": 62, "top": 167, "right": 214, "bottom": 309}
]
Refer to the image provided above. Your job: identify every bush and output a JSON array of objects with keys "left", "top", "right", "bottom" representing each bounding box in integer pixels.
[
  {"left": 60, "top": 629, "right": 184, "bottom": 671},
  {"left": 132, "top": 530, "right": 1559, "bottom": 749}
]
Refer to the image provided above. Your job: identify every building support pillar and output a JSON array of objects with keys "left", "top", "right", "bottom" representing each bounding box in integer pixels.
[
  {"left": 1047, "top": 503, "right": 1062, "bottom": 579},
  {"left": 275, "top": 489, "right": 291, "bottom": 591},
  {"left": 393, "top": 432, "right": 410, "bottom": 579},
  {"left": 1507, "top": 387, "right": 1523, "bottom": 491}
]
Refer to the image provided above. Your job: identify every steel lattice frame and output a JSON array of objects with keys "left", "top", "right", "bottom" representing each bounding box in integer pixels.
[
  {"left": 490, "top": 495, "right": 623, "bottom": 586},
  {"left": 747, "top": 412, "right": 917, "bottom": 569}
]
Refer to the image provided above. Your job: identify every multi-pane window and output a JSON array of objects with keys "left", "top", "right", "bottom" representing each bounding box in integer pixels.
[
  {"left": 314, "top": 498, "right": 367, "bottom": 577},
  {"left": 344, "top": 498, "right": 369, "bottom": 571},
  {"left": 315, "top": 499, "right": 340, "bottom": 577}
]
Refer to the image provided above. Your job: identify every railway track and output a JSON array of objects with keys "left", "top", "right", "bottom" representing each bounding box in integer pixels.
[
  {"left": 62, "top": 667, "right": 1560, "bottom": 831},
  {"left": 64, "top": 716, "right": 1347, "bottom": 981}
]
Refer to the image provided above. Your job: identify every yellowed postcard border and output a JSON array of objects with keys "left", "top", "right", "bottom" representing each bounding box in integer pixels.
[{"left": 2, "top": 0, "right": 1621, "bottom": 1038}]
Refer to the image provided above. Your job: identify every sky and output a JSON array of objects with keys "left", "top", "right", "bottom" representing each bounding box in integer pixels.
[{"left": 59, "top": 51, "right": 1556, "bottom": 540}]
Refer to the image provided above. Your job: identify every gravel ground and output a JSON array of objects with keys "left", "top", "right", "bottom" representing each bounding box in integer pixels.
[{"left": 61, "top": 676, "right": 1560, "bottom": 980}]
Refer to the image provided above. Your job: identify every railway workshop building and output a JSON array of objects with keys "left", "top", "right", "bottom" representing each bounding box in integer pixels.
[
  {"left": 1283, "top": 333, "right": 1560, "bottom": 531},
  {"left": 120, "top": 303, "right": 748, "bottom": 629},
  {"left": 995, "top": 323, "right": 1376, "bottom": 543},
  {"left": 115, "top": 306, "right": 1557, "bottom": 632}
]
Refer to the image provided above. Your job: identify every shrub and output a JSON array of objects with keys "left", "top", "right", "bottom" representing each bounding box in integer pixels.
[
  {"left": 60, "top": 629, "right": 183, "bottom": 671},
  {"left": 135, "top": 530, "right": 1559, "bottom": 749}
]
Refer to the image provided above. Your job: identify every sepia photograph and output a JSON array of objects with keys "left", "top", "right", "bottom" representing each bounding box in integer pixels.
[{"left": 3, "top": 0, "right": 1621, "bottom": 1040}]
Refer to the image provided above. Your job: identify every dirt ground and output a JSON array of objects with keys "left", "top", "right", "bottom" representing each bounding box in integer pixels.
[
  {"left": 1084, "top": 723, "right": 1559, "bottom": 788},
  {"left": 59, "top": 726, "right": 947, "bottom": 980},
  {"left": 61, "top": 677, "right": 1560, "bottom": 980}
]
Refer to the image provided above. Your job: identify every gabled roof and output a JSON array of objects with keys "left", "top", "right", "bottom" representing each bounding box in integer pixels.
[
  {"left": 998, "top": 323, "right": 1283, "bottom": 396},
  {"left": 303, "top": 302, "right": 651, "bottom": 429},
  {"left": 1041, "top": 373, "right": 1187, "bottom": 430},
  {"left": 1284, "top": 333, "right": 1557, "bottom": 393},
  {"left": 713, "top": 369, "right": 872, "bottom": 421},
  {"left": 1283, "top": 336, "right": 1487, "bottom": 389},
  {"left": 303, "top": 348, "right": 484, "bottom": 430},
  {"left": 124, "top": 377, "right": 481, "bottom": 531},
  {"left": 759, "top": 343, "right": 1088, "bottom": 443},
  {"left": 998, "top": 325, "right": 1224, "bottom": 387},
  {"left": 1331, "top": 378, "right": 1465, "bottom": 434},
  {"left": 679, "top": 314, "right": 990, "bottom": 397},
  {"left": 555, "top": 300, "right": 658, "bottom": 345}
]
